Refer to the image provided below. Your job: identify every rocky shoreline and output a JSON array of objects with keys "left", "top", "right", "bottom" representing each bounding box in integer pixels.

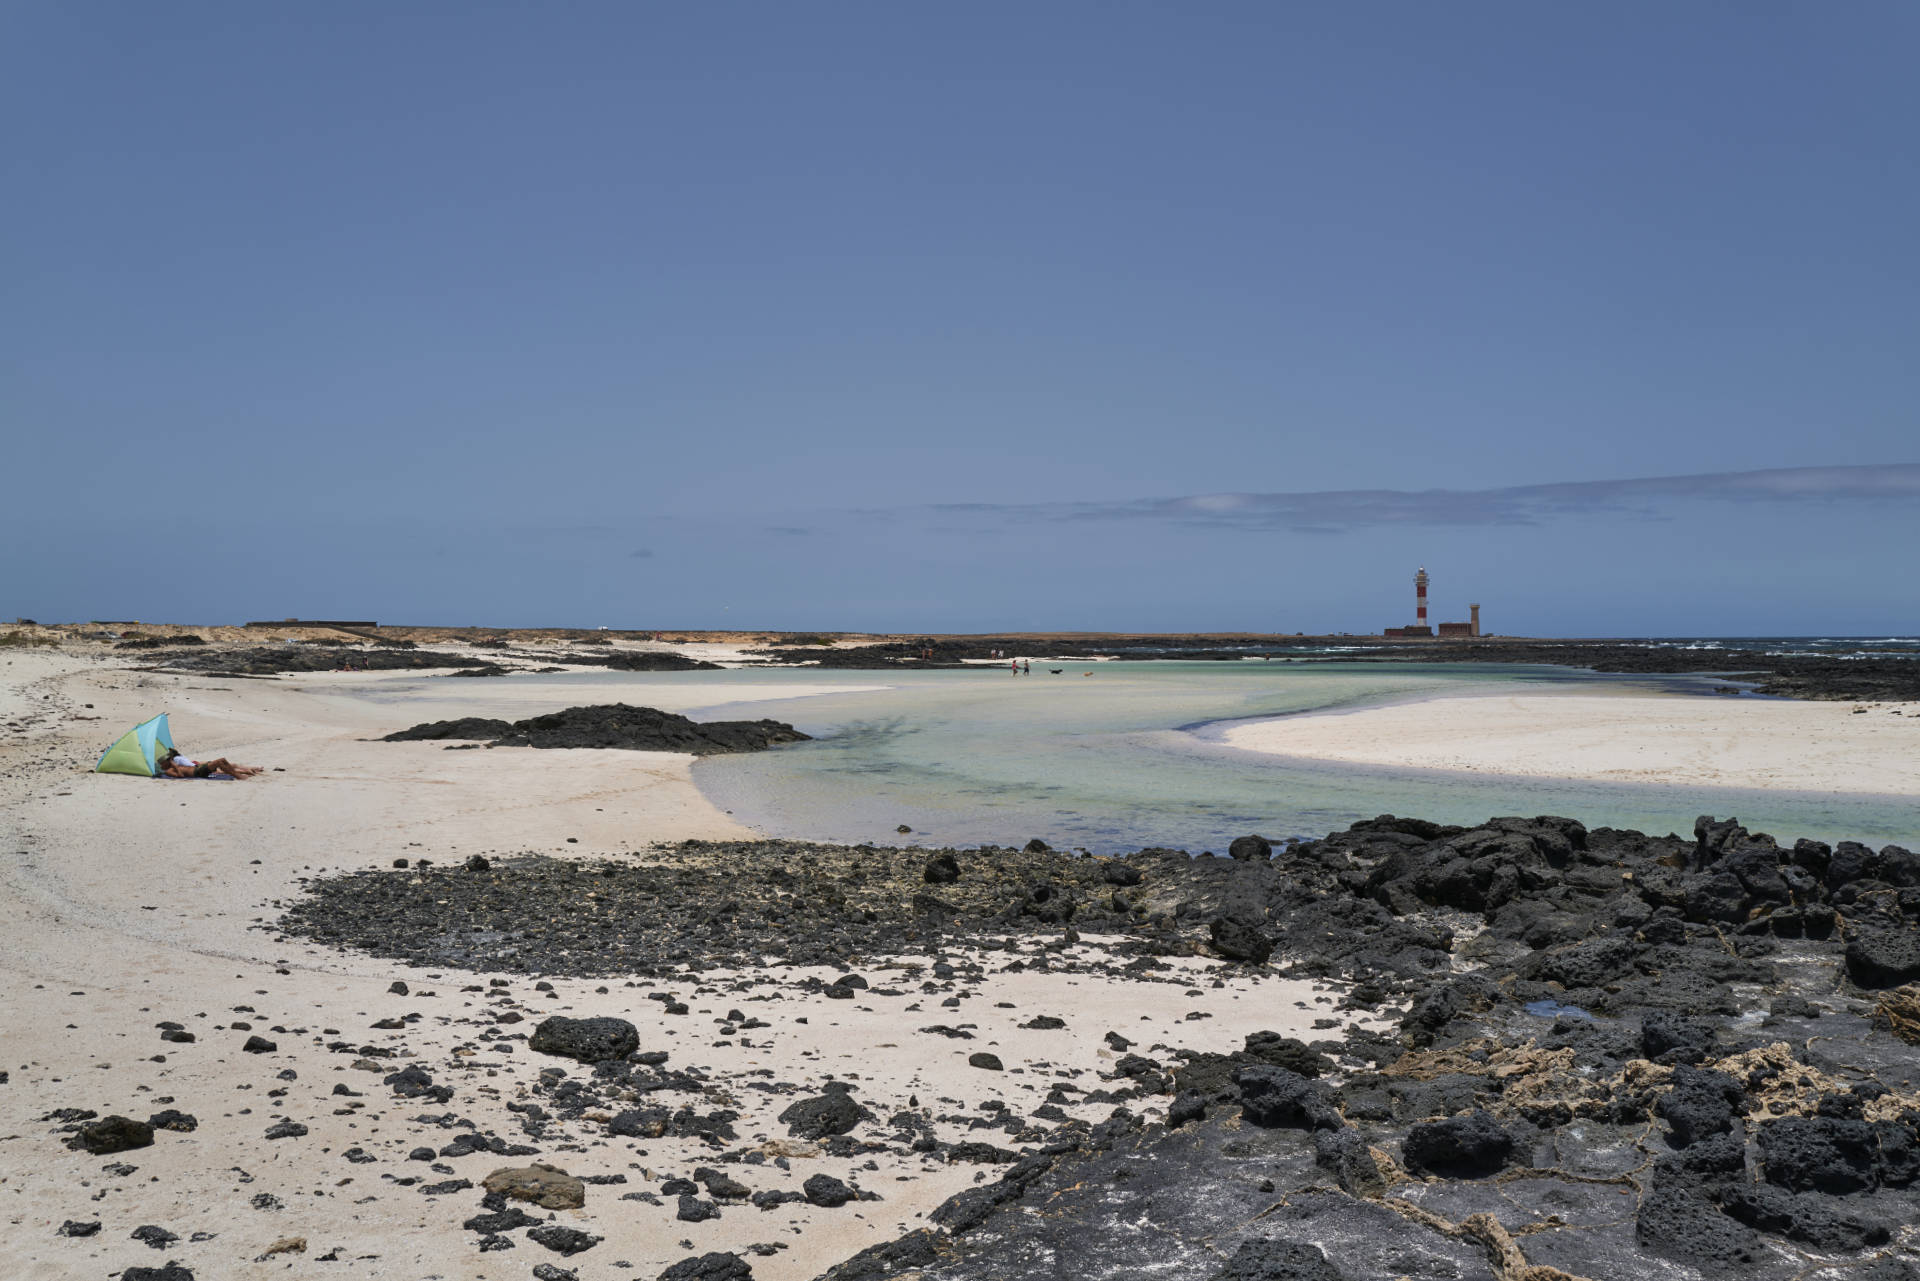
[
  {"left": 811, "top": 814, "right": 1920, "bottom": 1281},
  {"left": 1358, "top": 642, "right": 1920, "bottom": 703},
  {"left": 256, "top": 814, "right": 1920, "bottom": 1280},
  {"left": 90, "top": 630, "right": 1920, "bottom": 702},
  {"left": 748, "top": 636, "right": 1918, "bottom": 702}
]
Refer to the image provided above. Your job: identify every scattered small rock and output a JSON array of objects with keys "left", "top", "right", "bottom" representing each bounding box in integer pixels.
[{"left": 529, "top": 1224, "right": 602, "bottom": 1255}]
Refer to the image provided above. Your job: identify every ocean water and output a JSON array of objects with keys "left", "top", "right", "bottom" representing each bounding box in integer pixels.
[
  {"left": 1091, "top": 636, "right": 1920, "bottom": 658},
  {"left": 675, "top": 660, "right": 1920, "bottom": 854},
  {"left": 1602, "top": 636, "right": 1920, "bottom": 656}
]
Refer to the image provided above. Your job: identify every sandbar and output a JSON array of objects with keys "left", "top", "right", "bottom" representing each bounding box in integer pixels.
[{"left": 1217, "top": 686, "right": 1920, "bottom": 796}]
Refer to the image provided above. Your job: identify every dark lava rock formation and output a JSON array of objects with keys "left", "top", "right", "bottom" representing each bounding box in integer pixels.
[
  {"left": 72, "top": 1114, "right": 154, "bottom": 1155},
  {"left": 1364, "top": 641, "right": 1920, "bottom": 702},
  {"left": 747, "top": 635, "right": 1285, "bottom": 669},
  {"left": 563, "top": 649, "right": 723, "bottom": 671},
  {"left": 275, "top": 836, "right": 1311, "bottom": 975},
  {"left": 799, "top": 813, "right": 1920, "bottom": 1280},
  {"left": 527, "top": 1015, "right": 641, "bottom": 1063},
  {"left": 380, "top": 704, "right": 810, "bottom": 754},
  {"left": 131, "top": 644, "right": 499, "bottom": 676},
  {"left": 274, "top": 812, "right": 1920, "bottom": 1280}
]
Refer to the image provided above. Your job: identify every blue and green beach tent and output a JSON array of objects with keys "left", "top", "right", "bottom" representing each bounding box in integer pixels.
[{"left": 95, "top": 713, "right": 177, "bottom": 777}]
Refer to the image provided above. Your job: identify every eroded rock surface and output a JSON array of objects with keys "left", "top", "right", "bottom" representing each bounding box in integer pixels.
[{"left": 382, "top": 703, "right": 809, "bottom": 753}]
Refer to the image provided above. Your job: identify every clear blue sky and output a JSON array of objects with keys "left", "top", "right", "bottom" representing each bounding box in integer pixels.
[{"left": 6, "top": 3, "right": 1916, "bottom": 634}]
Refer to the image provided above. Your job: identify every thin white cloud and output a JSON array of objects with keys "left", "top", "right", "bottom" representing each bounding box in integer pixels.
[{"left": 934, "top": 464, "right": 1920, "bottom": 533}]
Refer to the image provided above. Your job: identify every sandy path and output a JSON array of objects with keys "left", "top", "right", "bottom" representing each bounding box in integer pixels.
[
  {"left": 1217, "top": 686, "right": 1920, "bottom": 796},
  {"left": 0, "top": 648, "right": 1369, "bottom": 1280}
]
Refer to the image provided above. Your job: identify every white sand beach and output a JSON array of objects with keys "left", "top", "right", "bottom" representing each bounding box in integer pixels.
[
  {"left": 1219, "top": 687, "right": 1920, "bottom": 796},
  {"left": 0, "top": 643, "right": 1372, "bottom": 1280}
]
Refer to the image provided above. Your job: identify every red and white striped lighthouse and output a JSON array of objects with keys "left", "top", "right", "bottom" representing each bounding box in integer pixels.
[{"left": 1415, "top": 567, "right": 1429, "bottom": 626}]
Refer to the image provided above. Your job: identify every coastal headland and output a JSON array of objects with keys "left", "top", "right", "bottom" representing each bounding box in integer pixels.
[{"left": 2, "top": 627, "right": 1917, "bottom": 1280}]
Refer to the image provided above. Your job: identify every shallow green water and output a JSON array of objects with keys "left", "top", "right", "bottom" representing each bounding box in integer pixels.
[{"left": 665, "top": 661, "right": 1920, "bottom": 854}]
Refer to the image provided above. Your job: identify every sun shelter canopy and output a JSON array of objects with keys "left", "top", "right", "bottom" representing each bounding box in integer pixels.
[{"left": 96, "top": 713, "right": 177, "bottom": 776}]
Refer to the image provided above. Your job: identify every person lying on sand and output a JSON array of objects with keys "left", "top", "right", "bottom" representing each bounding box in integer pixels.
[{"left": 157, "top": 748, "right": 265, "bottom": 779}]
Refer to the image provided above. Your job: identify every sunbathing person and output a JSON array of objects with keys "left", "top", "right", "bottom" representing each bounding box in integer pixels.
[{"left": 157, "top": 748, "right": 265, "bottom": 779}]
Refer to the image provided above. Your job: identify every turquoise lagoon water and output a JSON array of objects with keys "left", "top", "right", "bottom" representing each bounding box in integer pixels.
[
  {"left": 638, "top": 661, "right": 1920, "bottom": 855},
  {"left": 391, "top": 662, "right": 1918, "bottom": 854}
]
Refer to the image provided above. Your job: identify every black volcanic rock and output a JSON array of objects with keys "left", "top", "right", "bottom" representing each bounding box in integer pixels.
[
  {"left": 1720, "top": 1184, "right": 1891, "bottom": 1250},
  {"left": 494, "top": 704, "right": 808, "bottom": 752},
  {"left": 528, "top": 1224, "right": 601, "bottom": 1255},
  {"left": 1846, "top": 928, "right": 1920, "bottom": 988},
  {"left": 528, "top": 1015, "right": 639, "bottom": 1063},
  {"left": 1227, "top": 835, "right": 1272, "bottom": 862},
  {"left": 384, "top": 704, "right": 808, "bottom": 754},
  {"left": 464, "top": 1208, "right": 542, "bottom": 1233},
  {"left": 121, "top": 1266, "right": 197, "bottom": 1281},
  {"left": 1401, "top": 1110, "right": 1515, "bottom": 1178},
  {"left": 1757, "top": 1117, "right": 1883, "bottom": 1194},
  {"left": 659, "top": 1253, "right": 754, "bottom": 1281},
  {"left": 139, "top": 645, "right": 494, "bottom": 676},
  {"left": 76, "top": 1115, "right": 153, "bottom": 1155},
  {"left": 1234, "top": 1067, "right": 1339, "bottom": 1130},
  {"left": 1207, "top": 1238, "right": 1345, "bottom": 1281},
  {"left": 1655, "top": 1064, "right": 1744, "bottom": 1148},
  {"left": 676, "top": 1193, "right": 721, "bottom": 1222},
  {"left": 1168, "top": 1092, "right": 1207, "bottom": 1128},
  {"left": 780, "top": 1085, "right": 863, "bottom": 1139},
  {"left": 1642, "top": 1010, "right": 1714, "bottom": 1062},
  {"left": 546, "top": 649, "right": 724, "bottom": 671},
  {"left": 803, "top": 1173, "right": 856, "bottom": 1207},
  {"left": 1209, "top": 916, "right": 1272, "bottom": 963},
  {"left": 1636, "top": 1184, "right": 1765, "bottom": 1266},
  {"left": 1242, "top": 1031, "right": 1333, "bottom": 1077},
  {"left": 381, "top": 717, "right": 512, "bottom": 741}
]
